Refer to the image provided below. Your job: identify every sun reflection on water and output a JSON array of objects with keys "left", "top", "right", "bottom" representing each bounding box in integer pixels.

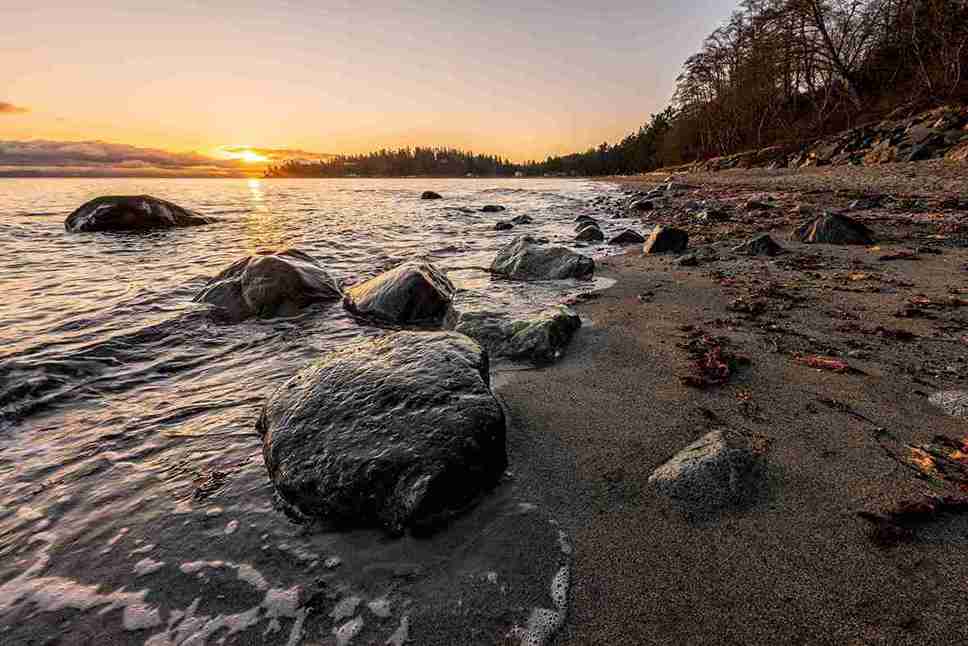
[{"left": 243, "top": 179, "right": 286, "bottom": 252}]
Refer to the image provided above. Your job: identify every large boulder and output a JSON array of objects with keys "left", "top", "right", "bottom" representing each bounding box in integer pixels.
[
  {"left": 792, "top": 212, "right": 875, "bottom": 245},
  {"left": 258, "top": 331, "right": 507, "bottom": 534},
  {"left": 648, "top": 430, "right": 766, "bottom": 509},
  {"left": 65, "top": 195, "right": 215, "bottom": 232},
  {"left": 643, "top": 226, "right": 689, "bottom": 254},
  {"left": 733, "top": 234, "right": 784, "bottom": 257},
  {"left": 447, "top": 305, "right": 581, "bottom": 364},
  {"left": 344, "top": 262, "right": 454, "bottom": 325},
  {"left": 194, "top": 249, "right": 342, "bottom": 321},
  {"left": 421, "top": 191, "right": 443, "bottom": 200},
  {"left": 491, "top": 236, "right": 594, "bottom": 280}
]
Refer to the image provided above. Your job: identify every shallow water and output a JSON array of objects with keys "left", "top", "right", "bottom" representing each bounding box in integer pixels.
[{"left": 0, "top": 177, "right": 623, "bottom": 644}]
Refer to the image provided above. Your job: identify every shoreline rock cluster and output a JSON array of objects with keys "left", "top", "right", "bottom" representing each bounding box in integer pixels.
[
  {"left": 63, "top": 193, "right": 597, "bottom": 538},
  {"left": 691, "top": 104, "right": 968, "bottom": 173}
]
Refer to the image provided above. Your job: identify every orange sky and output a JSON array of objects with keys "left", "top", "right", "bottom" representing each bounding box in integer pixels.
[{"left": 0, "top": 1, "right": 736, "bottom": 173}]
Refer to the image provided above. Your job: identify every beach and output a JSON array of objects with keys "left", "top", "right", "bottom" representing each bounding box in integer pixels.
[{"left": 497, "top": 164, "right": 968, "bottom": 644}]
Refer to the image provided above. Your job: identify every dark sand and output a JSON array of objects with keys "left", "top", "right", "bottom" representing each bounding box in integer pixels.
[{"left": 497, "top": 165, "right": 968, "bottom": 645}]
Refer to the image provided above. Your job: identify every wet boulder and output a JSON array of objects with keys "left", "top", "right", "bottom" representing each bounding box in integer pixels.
[
  {"left": 194, "top": 249, "right": 342, "bottom": 321},
  {"left": 481, "top": 205, "right": 506, "bottom": 213},
  {"left": 575, "top": 224, "right": 604, "bottom": 242},
  {"left": 447, "top": 305, "right": 581, "bottom": 364},
  {"left": 65, "top": 195, "right": 215, "bottom": 232},
  {"left": 343, "top": 261, "right": 454, "bottom": 325},
  {"left": 608, "top": 229, "right": 645, "bottom": 246},
  {"left": 643, "top": 226, "right": 689, "bottom": 254},
  {"left": 421, "top": 191, "right": 443, "bottom": 200},
  {"left": 793, "top": 212, "right": 875, "bottom": 245},
  {"left": 648, "top": 430, "right": 766, "bottom": 509},
  {"left": 733, "top": 234, "right": 785, "bottom": 257},
  {"left": 574, "top": 219, "right": 599, "bottom": 233},
  {"left": 491, "top": 236, "right": 594, "bottom": 280},
  {"left": 258, "top": 331, "right": 507, "bottom": 535}
]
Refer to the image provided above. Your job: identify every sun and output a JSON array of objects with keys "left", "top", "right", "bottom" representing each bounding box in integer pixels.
[{"left": 237, "top": 150, "right": 268, "bottom": 164}]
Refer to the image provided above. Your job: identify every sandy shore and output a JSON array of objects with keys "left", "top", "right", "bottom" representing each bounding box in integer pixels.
[{"left": 497, "top": 165, "right": 968, "bottom": 645}]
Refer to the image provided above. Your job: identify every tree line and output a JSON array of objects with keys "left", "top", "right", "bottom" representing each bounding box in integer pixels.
[
  {"left": 672, "top": 0, "right": 968, "bottom": 161},
  {"left": 266, "top": 0, "right": 968, "bottom": 178},
  {"left": 264, "top": 147, "right": 518, "bottom": 178}
]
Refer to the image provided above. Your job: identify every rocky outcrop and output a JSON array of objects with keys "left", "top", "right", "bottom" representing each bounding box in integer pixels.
[
  {"left": 692, "top": 104, "right": 968, "bottom": 173},
  {"left": 648, "top": 430, "right": 767, "bottom": 509},
  {"left": 491, "top": 236, "right": 594, "bottom": 280},
  {"left": 733, "top": 234, "right": 785, "bottom": 256},
  {"left": 343, "top": 261, "right": 454, "bottom": 325},
  {"left": 447, "top": 305, "right": 581, "bottom": 364},
  {"left": 194, "top": 249, "right": 342, "bottom": 321},
  {"left": 258, "top": 331, "right": 507, "bottom": 534},
  {"left": 792, "top": 212, "right": 875, "bottom": 245},
  {"left": 608, "top": 229, "right": 645, "bottom": 246},
  {"left": 643, "top": 226, "right": 689, "bottom": 254},
  {"left": 65, "top": 195, "right": 215, "bottom": 232}
]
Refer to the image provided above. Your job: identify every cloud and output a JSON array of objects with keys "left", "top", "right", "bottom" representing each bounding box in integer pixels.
[
  {"left": 0, "top": 140, "right": 255, "bottom": 177},
  {"left": 0, "top": 102, "right": 29, "bottom": 114},
  {"left": 0, "top": 140, "right": 337, "bottom": 176}
]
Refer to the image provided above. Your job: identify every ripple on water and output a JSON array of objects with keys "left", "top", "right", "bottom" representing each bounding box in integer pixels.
[{"left": 0, "top": 177, "right": 612, "bottom": 644}]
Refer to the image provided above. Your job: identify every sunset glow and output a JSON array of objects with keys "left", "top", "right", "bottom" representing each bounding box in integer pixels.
[{"left": 0, "top": 1, "right": 737, "bottom": 176}]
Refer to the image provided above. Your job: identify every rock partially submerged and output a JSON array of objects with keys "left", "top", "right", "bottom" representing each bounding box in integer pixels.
[
  {"left": 343, "top": 261, "right": 454, "bottom": 325},
  {"left": 511, "top": 214, "right": 533, "bottom": 225},
  {"left": 421, "top": 191, "right": 443, "bottom": 200},
  {"left": 643, "top": 226, "right": 689, "bottom": 254},
  {"left": 65, "top": 195, "right": 215, "bottom": 232},
  {"left": 495, "top": 221, "right": 514, "bottom": 231},
  {"left": 608, "top": 229, "right": 645, "bottom": 246},
  {"left": 575, "top": 224, "right": 604, "bottom": 242},
  {"left": 258, "top": 331, "right": 507, "bottom": 534},
  {"left": 733, "top": 234, "right": 785, "bottom": 256},
  {"left": 447, "top": 306, "right": 581, "bottom": 364},
  {"left": 649, "top": 430, "right": 767, "bottom": 510},
  {"left": 481, "top": 205, "right": 506, "bottom": 213},
  {"left": 793, "top": 212, "right": 875, "bottom": 245},
  {"left": 194, "top": 249, "right": 342, "bottom": 321},
  {"left": 491, "top": 236, "right": 594, "bottom": 280},
  {"left": 630, "top": 199, "right": 654, "bottom": 212}
]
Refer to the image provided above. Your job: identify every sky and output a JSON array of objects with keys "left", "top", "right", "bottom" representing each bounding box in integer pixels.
[{"left": 0, "top": 1, "right": 737, "bottom": 176}]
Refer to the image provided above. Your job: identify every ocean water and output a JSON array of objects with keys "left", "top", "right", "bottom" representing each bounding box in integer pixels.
[{"left": 0, "top": 177, "right": 624, "bottom": 645}]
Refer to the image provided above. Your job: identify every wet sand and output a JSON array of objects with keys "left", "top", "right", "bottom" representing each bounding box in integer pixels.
[{"left": 497, "top": 166, "right": 968, "bottom": 645}]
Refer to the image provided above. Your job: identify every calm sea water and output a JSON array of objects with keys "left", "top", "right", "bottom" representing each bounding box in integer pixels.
[{"left": 0, "top": 177, "right": 620, "bottom": 645}]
